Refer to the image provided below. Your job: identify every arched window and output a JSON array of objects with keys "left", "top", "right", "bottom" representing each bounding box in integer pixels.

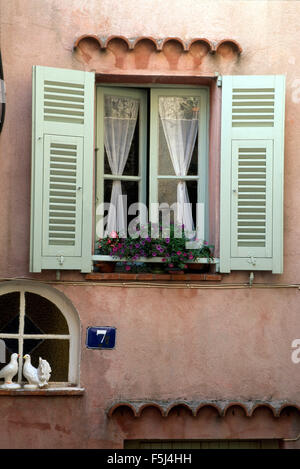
[{"left": 0, "top": 281, "right": 80, "bottom": 386}]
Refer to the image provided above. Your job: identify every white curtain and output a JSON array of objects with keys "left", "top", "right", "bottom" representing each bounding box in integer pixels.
[
  {"left": 159, "top": 97, "right": 200, "bottom": 233},
  {"left": 104, "top": 96, "right": 138, "bottom": 236}
]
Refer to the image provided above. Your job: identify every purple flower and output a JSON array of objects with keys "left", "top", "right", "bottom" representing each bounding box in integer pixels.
[
  {"left": 166, "top": 238, "right": 170, "bottom": 244},
  {"left": 152, "top": 253, "right": 157, "bottom": 257}
]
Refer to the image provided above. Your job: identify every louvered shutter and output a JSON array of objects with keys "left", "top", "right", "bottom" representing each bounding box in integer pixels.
[
  {"left": 220, "top": 75, "right": 285, "bottom": 273},
  {"left": 30, "top": 66, "right": 95, "bottom": 272}
]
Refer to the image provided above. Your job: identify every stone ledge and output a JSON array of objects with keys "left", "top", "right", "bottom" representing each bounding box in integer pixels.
[
  {"left": 0, "top": 387, "right": 85, "bottom": 396},
  {"left": 85, "top": 273, "right": 222, "bottom": 282}
]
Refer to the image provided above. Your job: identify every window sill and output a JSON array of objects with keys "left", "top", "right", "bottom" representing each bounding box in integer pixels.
[
  {"left": 85, "top": 272, "right": 222, "bottom": 282},
  {"left": 92, "top": 255, "right": 219, "bottom": 267},
  {"left": 0, "top": 387, "right": 85, "bottom": 396}
]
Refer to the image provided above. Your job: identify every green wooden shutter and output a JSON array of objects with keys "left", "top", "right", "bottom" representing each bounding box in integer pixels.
[
  {"left": 220, "top": 75, "right": 285, "bottom": 273},
  {"left": 30, "top": 66, "right": 95, "bottom": 272}
]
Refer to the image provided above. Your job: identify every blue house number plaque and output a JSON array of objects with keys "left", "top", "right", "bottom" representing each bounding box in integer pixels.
[{"left": 86, "top": 327, "right": 116, "bottom": 349}]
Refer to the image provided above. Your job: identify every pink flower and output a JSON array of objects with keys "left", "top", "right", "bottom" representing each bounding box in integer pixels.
[
  {"left": 177, "top": 251, "right": 181, "bottom": 255},
  {"left": 125, "top": 265, "right": 131, "bottom": 271},
  {"left": 110, "top": 231, "right": 118, "bottom": 238},
  {"left": 168, "top": 263, "right": 174, "bottom": 268}
]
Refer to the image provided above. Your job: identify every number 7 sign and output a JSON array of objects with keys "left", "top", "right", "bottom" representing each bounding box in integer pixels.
[{"left": 86, "top": 327, "right": 116, "bottom": 349}]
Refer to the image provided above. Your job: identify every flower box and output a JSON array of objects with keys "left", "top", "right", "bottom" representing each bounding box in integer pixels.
[{"left": 95, "top": 224, "right": 216, "bottom": 273}]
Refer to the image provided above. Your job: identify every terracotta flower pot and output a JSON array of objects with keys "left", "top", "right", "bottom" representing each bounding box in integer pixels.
[
  {"left": 187, "top": 263, "right": 209, "bottom": 272},
  {"left": 95, "top": 262, "right": 115, "bottom": 273}
]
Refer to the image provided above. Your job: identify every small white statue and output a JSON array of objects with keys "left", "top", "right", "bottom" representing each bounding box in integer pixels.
[
  {"left": 23, "top": 354, "right": 52, "bottom": 389},
  {"left": 0, "top": 353, "right": 21, "bottom": 389}
]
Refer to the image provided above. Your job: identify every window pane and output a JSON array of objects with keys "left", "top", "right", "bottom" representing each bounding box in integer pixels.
[
  {"left": 104, "top": 95, "right": 139, "bottom": 177},
  {"left": 23, "top": 337, "right": 44, "bottom": 356},
  {"left": 24, "top": 293, "right": 69, "bottom": 335},
  {"left": 158, "top": 179, "right": 198, "bottom": 224},
  {"left": 0, "top": 346, "right": 19, "bottom": 377},
  {"left": 23, "top": 339, "right": 69, "bottom": 382},
  {"left": 104, "top": 111, "right": 139, "bottom": 176},
  {"left": 158, "top": 96, "right": 200, "bottom": 176},
  {"left": 104, "top": 180, "right": 139, "bottom": 230},
  {"left": 0, "top": 292, "right": 20, "bottom": 334}
]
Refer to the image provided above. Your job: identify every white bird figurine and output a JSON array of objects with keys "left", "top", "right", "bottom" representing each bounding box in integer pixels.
[
  {"left": 0, "top": 353, "right": 21, "bottom": 389},
  {"left": 23, "top": 354, "right": 52, "bottom": 389}
]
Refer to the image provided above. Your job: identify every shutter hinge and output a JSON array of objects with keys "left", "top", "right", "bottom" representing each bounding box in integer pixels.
[{"left": 215, "top": 72, "right": 222, "bottom": 87}]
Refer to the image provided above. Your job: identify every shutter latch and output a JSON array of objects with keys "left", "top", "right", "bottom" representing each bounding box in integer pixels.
[
  {"left": 215, "top": 72, "right": 222, "bottom": 87},
  {"left": 247, "top": 256, "right": 256, "bottom": 266},
  {"left": 57, "top": 255, "right": 64, "bottom": 266}
]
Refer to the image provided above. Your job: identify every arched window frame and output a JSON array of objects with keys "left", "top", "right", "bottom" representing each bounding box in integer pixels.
[{"left": 0, "top": 280, "right": 81, "bottom": 387}]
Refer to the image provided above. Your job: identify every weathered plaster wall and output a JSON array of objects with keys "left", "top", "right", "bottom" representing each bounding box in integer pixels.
[
  {"left": 1, "top": 0, "right": 300, "bottom": 448},
  {"left": 1, "top": 0, "right": 300, "bottom": 281}
]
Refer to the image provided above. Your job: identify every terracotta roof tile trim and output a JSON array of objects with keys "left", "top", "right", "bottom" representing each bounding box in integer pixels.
[
  {"left": 73, "top": 35, "right": 242, "bottom": 55},
  {"left": 107, "top": 399, "right": 300, "bottom": 418}
]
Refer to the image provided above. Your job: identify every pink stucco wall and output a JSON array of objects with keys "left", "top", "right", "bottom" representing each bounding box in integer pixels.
[{"left": 1, "top": 0, "right": 300, "bottom": 448}]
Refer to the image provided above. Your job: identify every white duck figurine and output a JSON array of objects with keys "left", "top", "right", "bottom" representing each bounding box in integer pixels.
[
  {"left": 23, "top": 354, "right": 52, "bottom": 389},
  {"left": 0, "top": 353, "right": 21, "bottom": 389}
]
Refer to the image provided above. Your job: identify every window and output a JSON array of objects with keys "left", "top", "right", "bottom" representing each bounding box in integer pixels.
[
  {"left": 95, "top": 86, "right": 209, "bottom": 240},
  {"left": 0, "top": 281, "right": 81, "bottom": 387},
  {"left": 29, "top": 66, "right": 285, "bottom": 274}
]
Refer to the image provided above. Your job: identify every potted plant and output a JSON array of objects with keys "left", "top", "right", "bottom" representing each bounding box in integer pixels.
[{"left": 97, "top": 224, "right": 214, "bottom": 273}]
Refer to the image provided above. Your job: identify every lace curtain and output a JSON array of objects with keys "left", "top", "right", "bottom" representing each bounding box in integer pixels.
[
  {"left": 104, "top": 95, "right": 139, "bottom": 236},
  {"left": 159, "top": 96, "right": 200, "bottom": 233}
]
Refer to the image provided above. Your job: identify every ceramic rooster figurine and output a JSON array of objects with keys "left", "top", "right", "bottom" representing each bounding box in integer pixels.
[
  {"left": 0, "top": 353, "right": 21, "bottom": 389},
  {"left": 23, "top": 354, "right": 52, "bottom": 389}
]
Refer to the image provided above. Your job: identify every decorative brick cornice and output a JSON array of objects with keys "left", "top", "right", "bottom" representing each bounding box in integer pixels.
[
  {"left": 73, "top": 34, "right": 242, "bottom": 55},
  {"left": 107, "top": 399, "right": 300, "bottom": 418}
]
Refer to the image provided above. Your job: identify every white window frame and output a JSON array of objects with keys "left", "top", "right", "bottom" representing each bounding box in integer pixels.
[
  {"left": 149, "top": 87, "right": 209, "bottom": 240},
  {"left": 0, "top": 280, "right": 81, "bottom": 387},
  {"left": 95, "top": 86, "right": 148, "bottom": 239},
  {"left": 95, "top": 84, "right": 211, "bottom": 253}
]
